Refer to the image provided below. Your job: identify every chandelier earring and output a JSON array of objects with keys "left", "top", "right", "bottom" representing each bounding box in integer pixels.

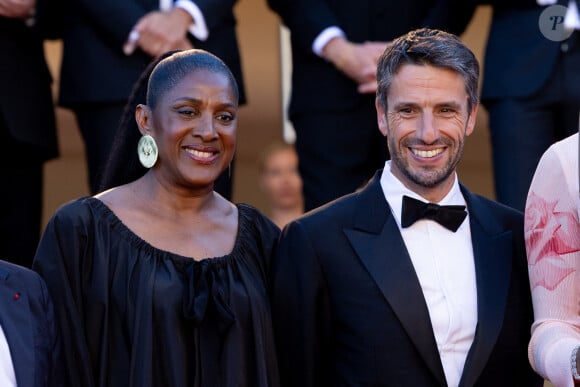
[{"left": 137, "top": 134, "right": 158, "bottom": 168}]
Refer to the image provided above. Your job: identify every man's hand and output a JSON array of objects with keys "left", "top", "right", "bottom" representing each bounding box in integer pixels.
[
  {"left": 0, "top": 0, "right": 35, "bottom": 19},
  {"left": 128, "top": 8, "right": 194, "bottom": 57},
  {"left": 322, "top": 37, "right": 388, "bottom": 94}
]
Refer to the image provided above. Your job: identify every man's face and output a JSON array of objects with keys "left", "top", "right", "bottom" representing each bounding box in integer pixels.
[{"left": 376, "top": 64, "right": 478, "bottom": 202}]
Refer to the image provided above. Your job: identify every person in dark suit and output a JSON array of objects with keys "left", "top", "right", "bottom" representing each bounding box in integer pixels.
[
  {"left": 38, "top": 0, "right": 244, "bottom": 198},
  {"left": 0, "top": 0, "right": 59, "bottom": 267},
  {"left": 271, "top": 28, "right": 543, "bottom": 386},
  {"left": 481, "top": 0, "right": 580, "bottom": 211},
  {"left": 266, "top": 0, "right": 476, "bottom": 211},
  {"left": 0, "top": 259, "right": 63, "bottom": 386}
]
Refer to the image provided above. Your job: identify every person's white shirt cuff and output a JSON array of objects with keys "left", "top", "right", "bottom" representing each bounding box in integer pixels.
[
  {"left": 312, "top": 26, "right": 345, "bottom": 57},
  {"left": 533, "top": 338, "right": 579, "bottom": 387},
  {"left": 175, "top": 0, "right": 209, "bottom": 41},
  {"left": 565, "top": 0, "right": 580, "bottom": 30}
]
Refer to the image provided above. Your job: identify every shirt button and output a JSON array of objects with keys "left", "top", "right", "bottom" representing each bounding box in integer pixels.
[{"left": 561, "top": 42, "right": 569, "bottom": 52}]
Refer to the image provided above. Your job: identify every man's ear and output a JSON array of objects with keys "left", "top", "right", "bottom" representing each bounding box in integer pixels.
[
  {"left": 465, "top": 103, "right": 479, "bottom": 137},
  {"left": 135, "top": 104, "right": 152, "bottom": 136},
  {"left": 375, "top": 98, "right": 388, "bottom": 137}
]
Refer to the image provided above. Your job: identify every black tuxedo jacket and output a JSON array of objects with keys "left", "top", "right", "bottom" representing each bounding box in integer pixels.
[
  {"left": 0, "top": 17, "right": 58, "bottom": 161},
  {"left": 271, "top": 172, "right": 543, "bottom": 386},
  {"left": 481, "top": 0, "right": 573, "bottom": 100},
  {"left": 266, "top": 0, "right": 476, "bottom": 118},
  {"left": 0, "top": 260, "right": 63, "bottom": 387},
  {"left": 38, "top": 0, "right": 245, "bottom": 107}
]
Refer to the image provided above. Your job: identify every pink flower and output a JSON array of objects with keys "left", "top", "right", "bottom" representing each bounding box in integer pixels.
[{"left": 525, "top": 192, "right": 579, "bottom": 290}]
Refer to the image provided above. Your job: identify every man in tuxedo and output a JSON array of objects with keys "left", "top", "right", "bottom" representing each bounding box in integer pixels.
[
  {"left": 38, "top": 0, "right": 244, "bottom": 197},
  {"left": 481, "top": 0, "right": 580, "bottom": 211},
  {"left": 0, "top": 259, "right": 63, "bottom": 386},
  {"left": 0, "top": 0, "right": 59, "bottom": 267},
  {"left": 266, "top": 0, "right": 476, "bottom": 211},
  {"left": 271, "top": 28, "right": 543, "bottom": 386}
]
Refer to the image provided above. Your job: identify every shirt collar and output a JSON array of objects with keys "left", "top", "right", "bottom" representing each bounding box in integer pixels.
[{"left": 379, "top": 160, "right": 467, "bottom": 227}]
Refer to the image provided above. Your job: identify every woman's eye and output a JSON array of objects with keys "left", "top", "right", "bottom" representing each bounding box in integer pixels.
[
  {"left": 177, "top": 108, "right": 198, "bottom": 117},
  {"left": 217, "top": 113, "right": 235, "bottom": 122}
]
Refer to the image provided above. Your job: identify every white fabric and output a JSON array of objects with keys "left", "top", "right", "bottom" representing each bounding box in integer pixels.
[
  {"left": 380, "top": 160, "right": 477, "bottom": 387},
  {"left": 312, "top": 26, "right": 345, "bottom": 57},
  {"left": 565, "top": 0, "right": 580, "bottom": 30},
  {"left": 0, "top": 324, "right": 16, "bottom": 387},
  {"left": 174, "top": 0, "right": 209, "bottom": 41},
  {"left": 159, "top": 0, "right": 172, "bottom": 11}
]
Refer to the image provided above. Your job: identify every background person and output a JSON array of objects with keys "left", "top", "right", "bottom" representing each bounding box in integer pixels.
[
  {"left": 480, "top": 0, "right": 580, "bottom": 211},
  {"left": 37, "top": 0, "right": 245, "bottom": 199},
  {"left": 0, "top": 0, "right": 59, "bottom": 267},
  {"left": 258, "top": 142, "right": 303, "bottom": 229},
  {"left": 266, "top": 0, "right": 476, "bottom": 211}
]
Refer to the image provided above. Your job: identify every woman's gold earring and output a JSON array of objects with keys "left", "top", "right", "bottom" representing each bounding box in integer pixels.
[{"left": 137, "top": 134, "right": 158, "bottom": 168}]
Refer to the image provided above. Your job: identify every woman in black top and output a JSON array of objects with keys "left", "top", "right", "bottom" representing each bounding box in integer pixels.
[{"left": 33, "top": 49, "right": 280, "bottom": 387}]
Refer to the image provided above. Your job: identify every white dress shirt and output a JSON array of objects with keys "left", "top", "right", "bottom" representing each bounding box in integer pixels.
[
  {"left": 173, "top": 0, "right": 208, "bottom": 41},
  {"left": 0, "top": 324, "right": 16, "bottom": 387},
  {"left": 380, "top": 161, "right": 478, "bottom": 387},
  {"left": 312, "top": 26, "right": 345, "bottom": 56}
]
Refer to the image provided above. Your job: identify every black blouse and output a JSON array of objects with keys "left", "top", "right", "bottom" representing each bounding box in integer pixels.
[{"left": 33, "top": 197, "right": 281, "bottom": 387}]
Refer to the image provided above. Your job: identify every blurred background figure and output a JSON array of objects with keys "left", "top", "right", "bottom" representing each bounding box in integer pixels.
[
  {"left": 266, "top": 0, "right": 476, "bottom": 211},
  {"left": 0, "top": 0, "right": 59, "bottom": 267},
  {"left": 37, "top": 0, "right": 245, "bottom": 199},
  {"left": 258, "top": 142, "right": 303, "bottom": 229},
  {"left": 480, "top": 0, "right": 580, "bottom": 211}
]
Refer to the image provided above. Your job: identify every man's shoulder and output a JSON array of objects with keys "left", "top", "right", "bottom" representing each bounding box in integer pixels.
[
  {"left": 463, "top": 188, "right": 524, "bottom": 228},
  {"left": 298, "top": 189, "right": 367, "bottom": 226},
  {"left": 0, "top": 260, "right": 44, "bottom": 287}
]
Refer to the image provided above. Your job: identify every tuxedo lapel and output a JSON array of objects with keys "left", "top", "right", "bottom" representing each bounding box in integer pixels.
[
  {"left": 344, "top": 174, "right": 447, "bottom": 386},
  {"left": 0, "top": 267, "right": 35, "bottom": 387},
  {"left": 459, "top": 188, "right": 513, "bottom": 387}
]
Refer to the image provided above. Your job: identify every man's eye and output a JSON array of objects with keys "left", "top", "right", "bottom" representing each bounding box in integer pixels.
[{"left": 439, "top": 108, "right": 456, "bottom": 115}]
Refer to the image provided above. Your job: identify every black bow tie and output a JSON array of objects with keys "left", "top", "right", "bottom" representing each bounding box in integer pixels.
[{"left": 401, "top": 195, "right": 467, "bottom": 232}]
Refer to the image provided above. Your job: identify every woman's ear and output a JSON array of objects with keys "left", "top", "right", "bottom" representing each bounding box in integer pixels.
[{"left": 135, "top": 104, "right": 152, "bottom": 136}]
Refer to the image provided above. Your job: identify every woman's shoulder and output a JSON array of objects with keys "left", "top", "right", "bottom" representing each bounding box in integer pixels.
[
  {"left": 49, "top": 196, "right": 99, "bottom": 222},
  {"left": 45, "top": 196, "right": 116, "bottom": 235},
  {"left": 237, "top": 203, "right": 280, "bottom": 236}
]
